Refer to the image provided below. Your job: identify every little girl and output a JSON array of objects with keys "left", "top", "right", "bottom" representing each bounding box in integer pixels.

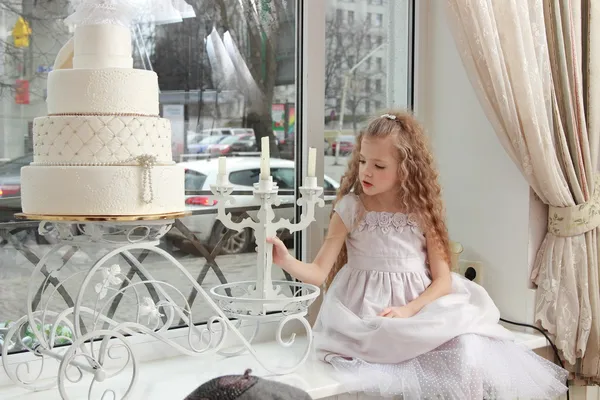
[{"left": 267, "top": 111, "right": 569, "bottom": 399}]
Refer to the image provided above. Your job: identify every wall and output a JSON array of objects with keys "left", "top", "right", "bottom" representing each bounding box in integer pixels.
[{"left": 413, "top": 0, "right": 537, "bottom": 324}]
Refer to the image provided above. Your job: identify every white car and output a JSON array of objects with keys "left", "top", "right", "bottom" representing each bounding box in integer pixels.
[{"left": 174, "top": 157, "right": 339, "bottom": 254}]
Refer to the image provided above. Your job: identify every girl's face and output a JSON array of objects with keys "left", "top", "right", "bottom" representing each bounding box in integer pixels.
[{"left": 358, "top": 135, "right": 399, "bottom": 196}]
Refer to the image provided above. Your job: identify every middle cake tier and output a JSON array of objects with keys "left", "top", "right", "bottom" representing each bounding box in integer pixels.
[
  {"left": 47, "top": 68, "right": 160, "bottom": 116},
  {"left": 32, "top": 115, "right": 173, "bottom": 164}
]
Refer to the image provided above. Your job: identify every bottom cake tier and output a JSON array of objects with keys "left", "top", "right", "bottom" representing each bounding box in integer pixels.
[{"left": 21, "top": 164, "right": 184, "bottom": 216}]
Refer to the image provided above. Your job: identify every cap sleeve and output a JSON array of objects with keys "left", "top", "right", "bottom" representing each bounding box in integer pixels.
[{"left": 333, "top": 193, "right": 359, "bottom": 231}]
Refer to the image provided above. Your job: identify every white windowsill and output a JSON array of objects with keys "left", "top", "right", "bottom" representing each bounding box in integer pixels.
[{"left": 0, "top": 328, "right": 551, "bottom": 400}]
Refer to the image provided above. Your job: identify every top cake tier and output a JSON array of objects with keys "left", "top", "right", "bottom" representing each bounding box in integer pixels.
[
  {"left": 74, "top": 24, "right": 132, "bottom": 69},
  {"left": 46, "top": 24, "right": 159, "bottom": 116}
]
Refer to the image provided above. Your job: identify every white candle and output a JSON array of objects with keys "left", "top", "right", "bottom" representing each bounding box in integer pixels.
[
  {"left": 307, "top": 147, "right": 316, "bottom": 177},
  {"left": 260, "top": 136, "right": 270, "bottom": 180},
  {"left": 218, "top": 156, "right": 226, "bottom": 176}
]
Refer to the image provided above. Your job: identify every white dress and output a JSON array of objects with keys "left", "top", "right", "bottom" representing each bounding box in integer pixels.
[{"left": 312, "top": 193, "right": 568, "bottom": 399}]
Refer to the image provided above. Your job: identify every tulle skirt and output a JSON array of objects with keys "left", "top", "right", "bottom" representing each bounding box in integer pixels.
[{"left": 326, "top": 333, "right": 568, "bottom": 399}]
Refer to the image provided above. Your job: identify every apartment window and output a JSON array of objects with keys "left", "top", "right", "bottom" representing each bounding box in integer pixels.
[
  {"left": 376, "top": 35, "right": 383, "bottom": 46},
  {"left": 336, "top": 8, "right": 343, "bottom": 21},
  {"left": 365, "top": 78, "right": 371, "bottom": 91},
  {"left": 348, "top": 10, "right": 354, "bottom": 24},
  {"left": 365, "top": 34, "right": 372, "bottom": 50},
  {"left": 367, "top": 58, "right": 372, "bottom": 70},
  {"left": 376, "top": 57, "right": 382, "bottom": 71},
  {"left": 348, "top": 55, "right": 355, "bottom": 67},
  {"left": 375, "top": 79, "right": 382, "bottom": 92},
  {"left": 375, "top": 13, "right": 383, "bottom": 26},
  {"left": 375, "top": 100, "right": 382, "bottom": 110},
  {"left": 366, "top": 12, "right": 372, "bottom": 25},
  {"left": 365, "top": 101, "right": 371, "bottom": 113}
]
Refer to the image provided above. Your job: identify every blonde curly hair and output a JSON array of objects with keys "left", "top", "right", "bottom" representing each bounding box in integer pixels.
[{"left": 325, "top": 110, "right": 451, "bottom": 289}]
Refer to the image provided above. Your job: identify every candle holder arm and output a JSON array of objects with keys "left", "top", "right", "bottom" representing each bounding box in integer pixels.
[
  {"left": 275, "top": 188, "right": 325, "bottom": 233},
  {"left": 210, "top": 185, "right": 258, "bottom": 232}
]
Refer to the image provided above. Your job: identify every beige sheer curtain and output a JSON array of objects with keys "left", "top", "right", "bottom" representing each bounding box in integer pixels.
[{"left": 445, "top": 0, "right": 600, "bottom": 382}]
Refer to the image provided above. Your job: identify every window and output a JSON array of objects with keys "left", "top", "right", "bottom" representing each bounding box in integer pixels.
[
  {"left": 365, "top": 101, "right": 371, "bottom": 113},
  {"left": 367, "top": 58, "right": 372, "bottom": 70},
  {"left": 0, "top": 0, "right": 301, "bottom": 359},
  {"left": 366, "top": 12, "right": 372, "bottom": 25},
  {"left": 376, "top": 57, "right": 383, "bottom": 71},
  {"left": 347, "top": 10, "right": 355, "bottom": 24},
  {"left": 184, "top": 170, "right": 207, "bottom": 192},
  {"left": 365, "top": 34, "right": 372, "bottom": 50},
  {"left": 365, "top": 78, "right": 371, "bottom": 91},
  {"left": 336, "top": 8, "right": 343, "bottom": 21},
  {"left": 375, "top": 13, "right": 383, "bottom": 26},
  {"left": 348, "top": 55, "right": 355, "bottom": 67},
  {"left": 377, "top": 35, "right": 383, "bottom": 46},
  {"left": 375, "top": 79, "right": 382, "bottom": 92},
  {"left": 229, "top": 169, "right": 261, "bottom": 187}
]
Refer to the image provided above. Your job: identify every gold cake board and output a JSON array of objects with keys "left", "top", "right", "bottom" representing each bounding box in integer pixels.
[{"left": 14, "top": 211, "right": 191, "bottom": 222}]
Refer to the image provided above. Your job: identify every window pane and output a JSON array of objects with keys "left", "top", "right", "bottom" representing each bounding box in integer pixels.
[
  {"left": 229, "top": 169, "right": 261, "bottom": 187},
  {"left": 272, "top": 168, "right": 295, "bottom": 189},
  {"left": 184, "top": 170, "right": 208, "bottom": 192},
  {"left": 0, "top": 0, "right": 299, "bottom": 354},
  {"left": 324, "top": 0, "right": 413, "bottom": 192}
]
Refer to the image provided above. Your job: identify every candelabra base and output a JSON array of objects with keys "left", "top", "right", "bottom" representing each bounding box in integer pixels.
[{"left": 1, "top": 220, "right": 318, "bottom": 400}]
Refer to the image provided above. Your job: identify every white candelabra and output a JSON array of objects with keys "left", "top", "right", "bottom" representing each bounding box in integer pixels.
[{"left": 209, "top": 138, "right": 322, "bottom": 317}]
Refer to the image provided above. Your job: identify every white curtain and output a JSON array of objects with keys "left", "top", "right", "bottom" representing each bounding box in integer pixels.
[{"left": 445, "top": 0, "right": 600, "bottom": 382}]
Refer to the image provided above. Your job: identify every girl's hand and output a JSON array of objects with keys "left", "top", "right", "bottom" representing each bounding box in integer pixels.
[
  {"left": 378, "top": 305, "right": 417, "bottom": 319},
  {"left": 266, "top": 236, "right": 292, "bottom": 267}
]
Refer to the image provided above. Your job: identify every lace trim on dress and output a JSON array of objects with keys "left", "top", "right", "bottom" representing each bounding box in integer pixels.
[{"left": 358, "top": 211, "right": 420, "bottom": 234}]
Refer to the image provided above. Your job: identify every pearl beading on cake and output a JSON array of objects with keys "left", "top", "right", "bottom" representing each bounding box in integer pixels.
[{"left": 32, "top": 154, "right": 161, "bottom": 204}]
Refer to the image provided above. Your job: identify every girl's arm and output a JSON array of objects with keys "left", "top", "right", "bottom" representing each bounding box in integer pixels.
[
  {"left": 267, "top": 212, "right": 348, "bottom": 286},
  {"left": 380, "top": 233, "right": 452, "bottom": 318}
]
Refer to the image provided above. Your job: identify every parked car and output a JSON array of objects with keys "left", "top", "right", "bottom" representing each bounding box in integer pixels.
[
  {"left": 0, "top": 153, "right": 32, "bottom": 221},
  {"left": 188, "top": 135, "right": 228, "bottom": 154},
  {"left": 187, "top": 127, "right": 255, "bottom": 144},
  {"left": 174, "top": 157, "right": 339, "bottom": 254},
  {"left": 198, "top": 127, "right": 254, "bottom": 136},
  {"left": 228, "top": 135, "right": 257, "bottom": 153},
  {"left": 330, "top": 135, "right": 356, "bottom": 155},
  {"left": 207, "top": 134, "right": 256, "bottom": 155}
]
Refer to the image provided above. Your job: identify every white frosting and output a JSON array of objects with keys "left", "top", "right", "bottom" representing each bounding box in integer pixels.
[
  {"left": 33, "top": 115, "right": 172, "bottom": 164},
  {"left": 47, "top": 68, "right": 159, "bottom": 115},
  {"left": 21, "top": 165, "right": 184, "bottom": 216},
  {"left": 73, "top": 24, "right": 133, "bottom": 69}
]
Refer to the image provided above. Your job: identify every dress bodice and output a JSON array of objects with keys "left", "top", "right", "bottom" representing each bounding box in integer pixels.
[{"left": 334, "top": 193, "right": 427, "bottom": 273}]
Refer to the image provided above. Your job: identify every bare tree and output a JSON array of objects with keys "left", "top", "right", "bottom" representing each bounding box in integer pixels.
[
  {"left": 151, "top": 0, "right": 290, "bottom": 156},
  {"left": 324, "top": 16, "right": 344, "bottom": 107},
  {"left": 325, "top": 14, "right": 386, "bottom": 133},
  {"left": 0, "top": 0, "right": 70, "bottom": 101}
]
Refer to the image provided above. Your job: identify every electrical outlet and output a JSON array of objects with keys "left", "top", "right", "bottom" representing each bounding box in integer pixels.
[{"left": 457, "top": 260, "right": 484, "bottom": 286}]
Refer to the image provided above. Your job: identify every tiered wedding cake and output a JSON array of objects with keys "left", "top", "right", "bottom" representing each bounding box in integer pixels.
[{"left": 21, "top": 24, "right": 184, "bottom": 216}]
